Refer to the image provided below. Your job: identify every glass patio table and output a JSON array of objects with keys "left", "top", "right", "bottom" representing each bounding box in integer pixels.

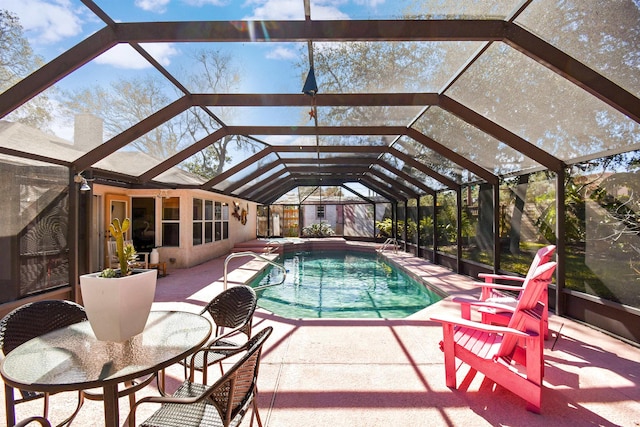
[{"left": 0, "top": 310, "right": 212, "bottom": 427}]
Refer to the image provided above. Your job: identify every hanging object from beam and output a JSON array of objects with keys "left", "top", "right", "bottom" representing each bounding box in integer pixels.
[{"left": 302, "top": 67, "right": 318, "bottom": 96}]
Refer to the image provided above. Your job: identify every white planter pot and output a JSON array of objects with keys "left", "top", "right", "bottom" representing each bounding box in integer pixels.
[{"left": 80, "top": 269, "right": 157, "bottom": 342}]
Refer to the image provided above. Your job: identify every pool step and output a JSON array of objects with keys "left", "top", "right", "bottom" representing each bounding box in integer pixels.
[
  {"left": 231, "top": 238, "right": 378, "bottom": 255},
  {"left": 231, "top": 240, "right": 284, "bottom": 255}
]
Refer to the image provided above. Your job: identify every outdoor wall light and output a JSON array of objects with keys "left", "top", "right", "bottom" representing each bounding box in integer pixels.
[
  {"left": 73, "top": 173, "right": 91, "bottom": 192},
  {"left": 79, "top": 179, "right": 91, "bottom": 192}
]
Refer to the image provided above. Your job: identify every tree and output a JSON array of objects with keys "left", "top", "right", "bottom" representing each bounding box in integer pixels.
[
  {"left": 509, "top": 173, "right": 530, "bottom": 253},
  {"left": 62, "top": 49, "right": 258, "bottom": 179},
  {"left": 0, "top": 10, "right": 53, "bottom": 129},
  {"left": 308, "top": 41, "right": 447, "bottom": 128},
  {"left": 180, "top": 49, "right": 256, "bottom": 178},
  {"left": 63, "top": 75, "right": 180, "bottom": 158}
]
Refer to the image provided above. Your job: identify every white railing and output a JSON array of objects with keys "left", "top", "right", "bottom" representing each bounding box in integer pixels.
[
  {"left": 224, "top": 251, "right": 287, "bottom": 291},
  {"left": 377, "top": 237, "right": 399, "bottom": 253}
]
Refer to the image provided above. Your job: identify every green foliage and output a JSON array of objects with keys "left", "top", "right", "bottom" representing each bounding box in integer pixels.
[
  {"left": 375, "top": 218, "right": 418, "bottom": 241},
  {"left": 436, "top": 192, "right": 458, "bottom": 245},
  {"left": 302, "top": 222, "right": 335, "bottom": 237},
  {"left": 100, "top": 268, "right": 116, "bottom": 278},
  {"left": 420, "top": 216, "right": 434, "bottom": 242},
  {"left": 101, "top": 218, "right": 137, "bottom": 277},
  {"left": 533, "top": 204, "right": 557, "bottom": 243},
  {"left": 376, "top": 218, "right": 393, "bottom": 238},
  {"left": 460, "top": 208, "right": 474, "bottom": 238},
  {"left": 403, "top": 219, "right": 417, "bottom": 241}
]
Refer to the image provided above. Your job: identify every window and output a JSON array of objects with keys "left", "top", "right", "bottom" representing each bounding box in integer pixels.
[
  {"left": 193, "top": 198, "right": 202, "bottom": 245},
  {"left": 316, "top": 205, "right": 325, "bottom": 219},
  {"left": 222, "top": 203, "right": 229, "bottom": 239},
  {"left": 205, "top": 200, "right": 213, "bottom": 243},
  {"left": 162, "top": 197, "right": 180, "bottom": 246},
  {"left": 193, "top": 198, "right": 214, "bottom": 245},
  {"left": 215, "top": 201, "right": 221, "bottom": 240},
  {"left": 132, "top": 197, "right": 155, "bottom": 252},
  {"left": 214, "top": 202, "right": 229, "bottom": 241}
]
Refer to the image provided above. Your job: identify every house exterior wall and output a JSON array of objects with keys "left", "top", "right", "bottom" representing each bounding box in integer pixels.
[
  {"left": 302, "top": 204, "right": 338, "bottom": 231},
  {"left": 343, "top": 204, "right": 375, "bottom": 237},
  {"left": 92, "top": 185, "right": 256, "bottom": 270}
]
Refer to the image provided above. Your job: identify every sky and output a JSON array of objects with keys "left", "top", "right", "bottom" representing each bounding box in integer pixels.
[
  {"left": 3, "top": 0, "right": 407, "bottom": 141},
  {"left": 4, "top": 0, "right": 396, "bottom": 77},
  {"left": 3, "top": 0, "right": 638, "bottom": 198},
  {"left": 2, "top": 0, "right": 409, "bottom": 199}
]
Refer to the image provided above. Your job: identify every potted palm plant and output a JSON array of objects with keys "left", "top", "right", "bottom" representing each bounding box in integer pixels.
[{"left": 80, "top": 217, "right": 157, "bottom": 342}]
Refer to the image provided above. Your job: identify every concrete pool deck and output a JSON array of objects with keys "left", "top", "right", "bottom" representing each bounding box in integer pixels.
[{"left": 3, "top": 246, "right": 640, "bottom": 426}]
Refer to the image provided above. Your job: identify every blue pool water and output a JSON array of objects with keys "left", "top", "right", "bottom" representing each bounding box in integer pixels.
[{"left": 249, "top": 251, "right": 442, "bottom": 319}]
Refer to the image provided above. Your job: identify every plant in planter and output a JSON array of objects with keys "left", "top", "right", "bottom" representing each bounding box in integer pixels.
[
  {"left": 80, "top": 217, "right": 157, "bottom": 342},
  {"left": 101, "top": 217, "right": 139, "bottom": 277}
]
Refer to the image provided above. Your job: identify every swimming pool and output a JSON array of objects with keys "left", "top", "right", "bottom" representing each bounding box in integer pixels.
[{"left": 248, "top": 250, "right": 442, "bottom": 319}]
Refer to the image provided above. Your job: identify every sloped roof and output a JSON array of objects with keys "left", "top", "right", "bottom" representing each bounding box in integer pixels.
[{"left": 0, "top": 120, "right": 203, "bottom": 185}]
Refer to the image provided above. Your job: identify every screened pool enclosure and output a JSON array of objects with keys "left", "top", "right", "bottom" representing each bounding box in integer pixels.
[{"left": 0, "top": 0, "right": 639, "bottom": 343}]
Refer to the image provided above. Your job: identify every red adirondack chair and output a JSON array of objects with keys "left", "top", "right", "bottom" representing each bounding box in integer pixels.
[
  {"left": 431, "top": 261, "right": 557, "bottom": 413},
  {"left": 455, "top": 245, "right": 556, "bottom": 339}
]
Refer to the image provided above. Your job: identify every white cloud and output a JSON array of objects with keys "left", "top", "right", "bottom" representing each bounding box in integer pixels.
[
  {"left": 266, "top": 45, "right": 297, "bottom": 60},
  {"left": 47, "top": 98, "right": 74, "bottom": 141},
  {"left": 353, "top": 0, "right": 386, "bottom": 8},
  {"left": 135, "top": 0, "right": 171, "bottom": 13},
  {"left": 262, "top": 134, "right": 304, "bottom": 145},
  {"left": 243, "top": 0, "right": 305, "bottom": 20},
  {"left": 95, "top": 43, "right": 179, "bottom": 70},
  {"left": 4, "top": 0, "right": 83, "bottom": 44},
  {"left": 182, "top": 0, "right": 229, "bottom": 6},
  {"left": 308, "top": 4, "right": 350, "bottom": 19},
  {"left": 244, "top": 0, "right": 350, "bottom": 20}
]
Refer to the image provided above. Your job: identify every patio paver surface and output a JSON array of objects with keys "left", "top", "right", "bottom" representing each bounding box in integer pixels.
[{"left": 3, "top": 248, "right": 640, "bottom": 426}]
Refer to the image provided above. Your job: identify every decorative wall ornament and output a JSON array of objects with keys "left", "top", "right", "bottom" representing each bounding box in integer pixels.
[{"left": 232, "top": 202, "right": 249, "bottom": 225}]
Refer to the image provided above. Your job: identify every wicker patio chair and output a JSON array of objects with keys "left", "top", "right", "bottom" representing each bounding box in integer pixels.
[
  {"left": 128, "top": 326, "right": 272, "bottom": 427},
  {"left": 182, "top": 285, "right": 258, "bottom": 383},
  {"left": 14, "top": 416, "right": 52, "bottom": 427},
  {"left": 0, "top": 300, "right": 88, "bottom": 426}
]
